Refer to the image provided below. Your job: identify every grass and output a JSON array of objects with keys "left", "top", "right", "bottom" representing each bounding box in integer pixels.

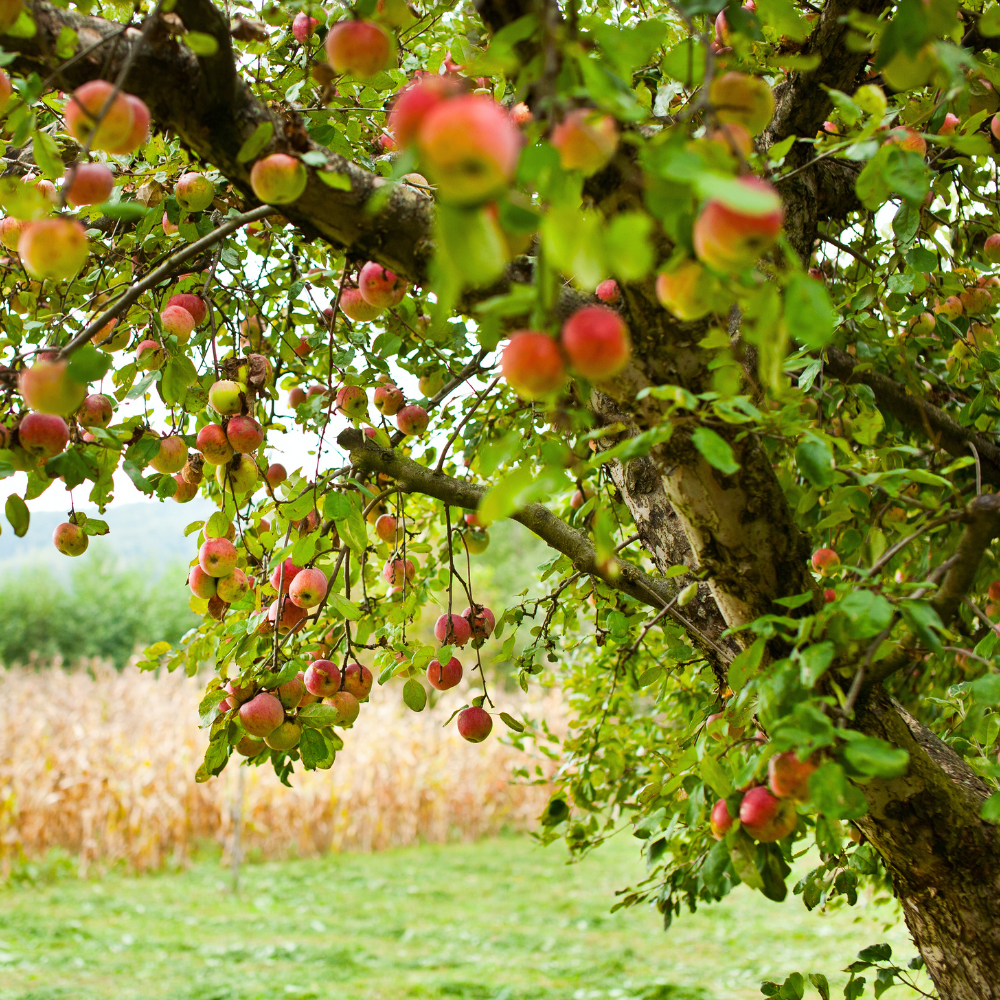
[{"left": 0, "top": 834, "right": 924, "bottom": 1000}]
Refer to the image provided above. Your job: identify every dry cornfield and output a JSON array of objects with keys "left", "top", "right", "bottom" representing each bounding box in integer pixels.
[{"left": 0, "top": 662, "right": 560, "bottom": 876}]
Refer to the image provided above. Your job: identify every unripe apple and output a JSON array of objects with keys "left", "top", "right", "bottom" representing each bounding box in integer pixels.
[
  {"left": 64, "top": 81, "right": 134, "bottom": 151},
  {"left": 209, "top": 379, "right": 244, "bottom": 415},
  {"left": 934, "top": 296, "right": 963, "bottom": 320},
  {"left": 327, "top": 689, "right": 360, "bottom": 726},
  {"left": 77, "top": 393, "right": 113, "bottom": 428},
  {"left": 463, "top": 528, "right": 490, "bottom": 554},
  {"left": 277, "top": 674, "right": 306, "bottom": 712},
  {"left": 216, "top": 453, "right": 258, "bottom": 496},
  {"left": 435, "top": 612, "right": 472, "bottom": 646},
  {"left": 0, "top": 215, "right": 25, "bottom": 251},
  {"left": 375, "top": 513, "right": 401, "bottom": 544},
  {"left": 340, "top": 287, "right": 384, "bottom": 322},
  {"left": 342, "top": 662, "right": 373, "bottom": 700},
  {"left": 266, "top": 597, "right": 307, "bottom": 634},
  {"left": 457, "top": 705, "right": 492, "bottom": 743},
  {"left": 811, "top": 547, "right": 840, "bottom": 574},
  {"left": 51, "top": 521, "right": 88, "bottom": 557},
  {"left": 18, "top": 219, "right": 90, "bottom": 280},
  {"left": 417, "top": 95, "right": 520, "bottom": 204},
  {"left": 166, "top": 292, "right": 207, "bottom": 326},
  {"left": 395, "top": 404, "right": 428, "bottom": 435},
  {"left": 462, "top": 604, "right": 495, "bottom": 641},
  {"left": 909, "top": 312, "right": 936, "bottom": 336},
  {"left": 501, "top": 331, "right": 565, "bottom": 398},
  {"left": 151, "top": 435, "right": 188, "bottom": 474},
  {"left": 107, "top": 94, "right": 150, "bottom": 154},
  {"left": 270, "top": 558, "right": 302, "bottom": 593},
  {"left": 551, "top": 108, "right": 619, "bottom": 174},
  {"left": 236, "top": 735, "right": 265, "bottom": 756},
  {"left": 63, "top": 162, "right": 114, "bottom": 207},
  {"left": 596, "top": 279, "right": 620, "bottom": 304},
  {"left": 250, "top": 153, "right": 308, "bottom": 205},
  {"left": 326, "top": 19, "right": 392, "bottom": 77},
  {"left": 289, "top": 566, "right": 328, "bottom": 608},
  {"left": 188, "top": 564, "right": 218, "bottom": 599},
  {"left": 304, "top": 659, "right": 341, "bottom": 698},
  {"left": 19, "top": 358, "right": 86, "bottom": 415},
  {"left": 18, "top": 412, "right": 68, "bottom": 459},
  {"left": 560, "top": 306, "right": 631, "bottom": 380},
  {"left": 135, "top": 338, "right": 166, "bottom": 371},
  {"left": 217, "top": 567, "right": 250, "bottom": 603},
  {"left": 266, "top": 463, "right": 287, "bottom": 488},
  {"left": 383, "top": 557, "right": 415, "bottom": 585},
  {"left": 389, "top": 76, "right": 460, "bottom": 146},
  {"left": 160, "top": 304, "right": 195, "bottom": 342},
  {"left": 226, "top": 414, "right": 264, "bottom": 453},
  {"left": 656, "top": 260, "right": 724, "bottom": 321},
  {"left": 767, "top": 751, "right": 818, "bottom": 803},
  {"left": 239, "top": 691, "right": 285, "bottom": 737},
  {"left": 710, "top": 798, "right": 734, "bottom": 840},
  {"left": 373, "top": 383, "right": 405, "bottom": 415},
  {"left": 418, "top": 372, "right": 444, "bottom": 397},
  {"left": 292, "top": 11, "right": 319, "bottom": 42},
  {"left": 200, "top": 536, "right": 238, "bottom": 577},
  {"left": 336, "top": 384, "right": 369, "bottom": 419},
  {"left": 358, "top": 261, "right": 408, "bottom": 308},
  {"left": 175, "top": 172, "right": 216, "bottom": 212},
  {"left": 739, "top": 786, "right": 797, "bottom": 842},
  {"left": 709, "top": 72, "right": 775, "bottom": 136},
  {"left": 693, "top": 176, "right": 784, "bottom": 271},
  {"left": 288, "top": 387, "right": 307, "bottom": 408},
  {"left": 196, "top": 423, "right": 234, "bottom": 465},
  {"left": 427, "top": 656, "right": 462, "bottom": 690},
  {"left": 265, "top": 719, "right": 303, "bottom": 751}
]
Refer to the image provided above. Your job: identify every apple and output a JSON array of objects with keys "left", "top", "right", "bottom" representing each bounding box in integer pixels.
[
  {"left": 175, "top": 172, "right": 216, "bottom": 212},
  {"left": 304, "top": 659, "right": 341, "bottom": 698},
  {"left": 326, "top": 689, "right": 360, "bottom": 726},
  {"left": 160, "top": 304, "right": 195, "bottom": 342},
  {"left": 217, "top": 568, "right": 250, "bottom": 603},
  {"left": 373, "top": 383, "right": 405, "bottom": 415},
  {"left": 824, "top": 588, "right": 836, "bottom": 603},
  {"left": 560, "top": 305, "right": 631, "bottom": 380},
  {"left": 811, "top": 547, "right": 840, "bottom": 574},
  {"left": 162, "top": 212, "right": 178, "bottom": 235},
  {"left": 501, "top": 331, "right": 565, "bottom": 398},
  {"left": 417, "top": 94, "right": 521, "bottom": 204},
  {"left": 107, "top": 94, "right": 151, "bottom": 154},
  {"left": 266, "top": 597, "right": 307, "bottom": 634},
  {"left": 277, "top": 674, "right": 306, "bottom": 712},
  {"left": 150, "top": 435, "right": 188, "bottom": 474},
  {"left": 739, "top": 786, "right": 797, "bottom": 842},
  {"left": 551, "top": 108, "right": 619, "bottom": 174},
  {"left": 0, "top": 215, "right": 25, "bottom": 251},
  {"left": 52, "top": 522, "right": 88, "bottom": 557},
  {"left": 709, "top": 72, "right": 775, "bottom": 136},
  {"left": 269, "top": 557, "right": 302, "bottom": 593},
  {"left": 509, "top": 101, "right": 532, "bottom": 126},
  {"left": 571, "top": 487, "right": 595, "bottom": 509},
  {"left": 288, "top": 387, "right": 307, "bottom": 408},
  {"left": 706, "top": 711, "right": 744, "bottom": 741},
  {"left": 427, "top": 656, "right": 462, "bottom": 690},
  {"left": 236, "top": 736, "right": 265, "bottom": 756},
  {"left": 939, "top": 112, "right": 960, "bottom": 135},
  {"left": 693, "top": 176, "right": 784, "bottom": 271},
  {"left": 358, "top": 260, "right": 407, "bottom": 307},
  {"left": 196, "top": 423, "right": 234, "bottom": 465},
  {"left": 209, "top": 379, "right": 244, "bottom": 415},
  {"left": 336, "top": 384, "right": 369, "bottom": 419},
  {"left": 986, "top": 234, "right": 1000, "bottom": 264},
  {"left": 596, "top": 279, "right": 620, "bottom": 304},
  {"left": 19, "top": 358, "right": 86, "bottom": 415},
  {"left": 225, "top": 678, "right": 256, "bottom": 707},
  {"left": 462, "top": 604, "right": 495, "bottom": 641},
  {"left": 375, "top": 514, "right": 401, "bottom": 544},
  {"left": 18, "top": 219, "right": 90, "bottom": 280},
  {"left": 909, "top": 312, "right": 936, "bottom": 336},
  {"left": 342, "top": 662, "right": 373, "bottom": 700},
  {"left": 189, "top": 564, "right": 218, "bottom": 599},
  {"left": 656, "top": 260, "right": 724, "bottom": 321},
  {"left": 0, "top": 68, "right": 10, "bottom": 113},
  {"left": 289, "top": 567, "right": 328, "bottom": 608},
  {"left": 166, "top": 292, "right": 207, "bottom": 326},
  {"left": 239, "top": 692, "right": 285, "bottom": 737},
  {"left": 77, "top": 393, "right": 113, "bottom": 428},
  {"left": 64, "top": 81, "right": 134, "bottom": 151},
  {"left": 135, "top": 338, "right": 166, "bottom": 371},
  {"left": 340, "top": 287, "right": 384, "bottom": 322},
  {"left": 265, "top": 719, "right": 303, "bottom": 751},
  {"left": 266, "top": 463, "right": 287, "bottom": 488},
  {"left": 250, "top": 153, "right": 308, "bottom": 204},
  {"left": 395, "top": 404, "right": 428, "bottom": 435},
  {"left": 215, "top": 453, "right": 258, "bottom": 495},
  {"left": 463, "top": 528, "right": 490, "bottom": 554},
  {"left": 226, "top": 414, "right": 264, "bottom": 453},
  {"left": 710, "top": 798, "right": 734, "bottom": 840},
  {"left": 382, "top": 557, "right": 415, "bottom": 586},
  {"left": 17, "top": 412, "right": 68, "bottom": 463},
  {"left": 326, "top": 19, "right": 392, "bottom": 77},
  {"left": 934, "top": 296, "right": 963, "bottom": 320},
  {"left": 457, "top": 706, "right": 492, "bottom": 743},
  {"left": 709, "top": 121, "right": 754, "bottom": 158},
  {"left": 887, "top": 126, "right": 927, "bottom": 156},
  {"left": 767, "top": 751, "right": 818, "bottom": 803},
  {"left": 418, "top": 373, "right": 444, "bottom": 397},
  {"left": 389, "top": 76, "right": 459, "bottom": 146},
  {"left": 63, "top": 162, "right": 114, "bottom": 207},
  {"left": 435, "top": 612, "right": 472, "bottom": 646},
  {"left": 199, "top": 536, "right": 238, "bottom": 577},
  {"left": 292, "top": 11, "right": 319, "bottom": 42}
]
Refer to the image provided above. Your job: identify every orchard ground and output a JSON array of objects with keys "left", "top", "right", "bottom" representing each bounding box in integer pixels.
[{"left": 0, "top": 835, "right": 922, "bottom": 1000}]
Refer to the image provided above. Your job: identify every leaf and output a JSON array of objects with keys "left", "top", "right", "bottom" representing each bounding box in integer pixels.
[
  {"left": 809, "top": 974, "right": 830, "bottom": 1000},
  {"left": 660, "top": 38, "right": 705, "bottom": 85},
  {"left": 728, "top": 830, "right": 765, "bottom": 890},
  {"left": 402, "top": 677, "right": 426, "bottom": 712},
  {"left": 981, "top": 791, "right": 1000, "bottom": 824},
  {"left": 808, "top": 761, "right": 868, "bottom": 820},
  {"left": 160, "top": 354, "right": 198, "bottom": 406},
  {"left": 31, "top": 130, "right": 64, "bottom": 179},
  {"left": 700, "top": 756, "right": 734, "bottom": 799},
  {"left": 236, "top": 121, "right": 274, "bottom": 164},
  {"left": 690, "top": 427, "right": 740, "bottom": 475},
  {"left": 300, "top": 727, "right": 336, "bottom": 769},
  {"left": 184, "top": 31, "right": 220, "bottom": 56},
  {"left": 603, "top": 212, "right": 654, "bottom": 282},
  {"left": 318, "top": 171, "right": 352, "bottom": 190},
  {"left": 785, "top": 274, "right": 837, "bottom": 350},
  {"left": 795, "top": 436, "right": 835, "bottom": 489},
  {"left": 67, "top": 343, "right": 110, "bottom": 383},
  {"left": 99, "top": 200, "right": 148, "bottom": 221},
  {"left": 328, "top": 592, "right": 363, "bottom": 620},
  {"left": 297, "top": 703, "right": 340, "bottom": 727},
  {"left": 335, "top": 505, "right": 368, "bottom": 554},
  {"left": 857, "top": 943, "right": 892, "bottom": 963},
  {"left": 799, "top": 641, "right": 835, "bottom": 688},
  {"left": 323, "top": 492, "right": 353, "bottom": 520},
  {"left": 499, "top": 712, "right": 525, "bottom": 732},
  {"left": 981, "top": 4, "right": 1000, "bottom": 36},
  {"left": 5, "top": 494, "right": 29, "bottom": 537},
  {"left": 728, "top": 636, "right": 765, "bottom": 691},
  {"left": 843, "top": 737, "right": 909, "bottom": 779}
]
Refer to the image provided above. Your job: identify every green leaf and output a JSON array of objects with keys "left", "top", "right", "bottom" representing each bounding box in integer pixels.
[
  {"left": 728, "top": 830, "right": 765, "bottom": 890},
  {"left": 700, "top": 756, "right": 734, "bottom": 799},
  {"left": 300, "top": 727, "right": 336, "bottom": 769},
  {"left": 785, "top": 274, "right": 837, "bottom": 350},
  {"left": 335, "top": 505, "right": 367, "bottom": 554},
  {"left": 323, "top": 492, "right": 353, "bottom": 520},
  {"left": 660, "top": 38, "right": 706, "bottom": 85},
  {"left": 982, "top": 791, "right": 1000, "bottom": 823},
  {"left": 298, "top": 703, "right": 340, "bottom": 727},
  {"left": 499, "top": 712, "right": 525, "bottom": 732},
  {"left": 31, "top": 130, "right": 64, "bottom": 179},
  {"left": 799, "top": 641, "right": 835, "bottom": 688},
  {"left": 236, "top": 121, "right": 274, "bottom": 164},
  {"left": 98, "top": 200, "right": 148, "bottom": 221},
  {"left": 402, "top": 677, "right": 427, "bottom": 712},
  {"left": 728, "top": 637, "right": 765, "bottom": 691},
  {"left": 184, "top": 30, "right": 220, "bottom": 56},
  {"left": 318, "top": 171, "right": 352, "bottom": 190},
  {"left": 5, "top": 494, "right": 29, "bottom": 537},
  {"left": 67, "top": 343, "right": 110, "bottom": 384},
  {"left": 690, "top": 427, "right": 739, "bottom": 475},
  {"left": 842, "top": 737, "right": 909, "bottom": 779},
  {"left": 160, "top": 354, "right": 198, "bottom": 406},
  {"left": 795, "top": 435, "right": 835, "bottom": 489},
  {"left": 603, "top": 212, "right": 654, "bottom": 282},
  {"left": 328, "top": 592, "right": 363, "bottom": 620},
  {"left": 808, "top": 761, "right": 867, "bottom": 820}
]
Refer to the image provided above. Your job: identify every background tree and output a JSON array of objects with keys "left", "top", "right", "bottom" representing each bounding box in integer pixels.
[{"left": 2, "top": 0, "right": 1000, "bottom": 996}]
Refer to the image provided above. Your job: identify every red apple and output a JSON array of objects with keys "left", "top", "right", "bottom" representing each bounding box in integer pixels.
[
  {"left": 160, "top": 304, "right": 195, "bottom": 342},
  {"left": 551, "top": 108, "right": 619, "bottom": 174},
  {"left": 693, "top": 176, "right": 784, "bottom": 272},
  {"left": 239, "top": 692, "right": 285, "bottom": 737},
  {"left": 289, "top": 567, "right": 327, "bottom": 608},
  {"left": 217, "top": 568, "right": 250, "bottom": 603},
  {"left": 389, "top": 76, "right": 460, "bottom": 146},
  {"left": 226, "top": 415, "right": 264, "bottom": 453},
  {"left": 340, "top": 286, "right": 384, "bottom": 322},
  {"left": 197, "top": 423, "right": 234, "bottom": 465},
  {"left": 266, "top": 463, "right": 287, "bottom": 488},
  {"left": 0, "top": 215, "right": 25, "bottom": 251},
  {"left": 336, "top": 384, "right": 368, "bottom": 419},
  {"left": 107, "top": 94, "right": 150, "bottom": 154},
  {"left": 18, "top": 219, "right": 90, "bottom": 280},
  {"left": 461, "top": 604, "right": 495, "bottom": 640},
  {"left": 739, "top": 786, "right": 797, "bottom": 842},
  {"left": 63, "top": 162, "right": 114, "bottom": 207},
  {"left": 166, "top": 292, "right": 207, "bottom": 326},
  {"left": 382, "top": 557, "right": 415, "bottom": 586},
  {"left": 189, "top": 564, "right": 217, "bottom": 599},
  {"left": 19, "top": 358, "right": 86, "bottom": 415},
  {"left": 327, "top": 690, "right": 360, "bottom": 725},
  {"left": 767, "top": 751, "right": 818, "bottom": 803},
  {"left": 709, "top": 72, "right": 775, "bottom": 136},
  {"left": 427, "top": 656, "right": 462, "bottom": 690},
  {"left": 342, "top": 662, "right": 373, "bottom": 699},
  {"left": 325, "top": 19, "right": 392, "bottom": 78},
  {"left": 710, "top": 798, "right": 734, "bottom": 840},
  {"left": 289, "top": 387, "right": 307, "bottom": 407},
  {"left": 269, "top": 557, "right": 302, "bottom": 593},
  {"left": 266, "top": 597, "right": 307, "bottom": 634},
  {"left": 375, "top": 513, "right": 400, "bottom": 544},
  {"left": 64, "top": 80, "right": 133, "bottom": 151},
  {"left": 175, "top": 172, "right": 215, "bottom": 212},
  {"left": 596, "top": 279, "right": 620, "bottom": 304},
  {"left": 457, "top": 706, "right": 492, "bottom": 742},
  {"left": 435, "top": 612, "right": 472, "bottom": 646},
  {"left": 811, "top": 548, "right": 840, "bottom": 575},
  {"left": 53, "top": 521, "right": 88, "bottom": 556},
  {"left": 373, "top": 383, "right": 405, "bottom": 415},
  {"left": 150, "top": 435, "right": 187, "bottom": 474},
  {"left": 292, "top": 11, "right": 319, "bottom": 42},
  {"left": 18, "top": 412, "right": 68, "bottom": 459},
  {"left": 395, "top": 404, "right": 428, "bottom": 435},
  {"left": 278, "top": 674, "right": 306, "bottom": 711},
  {"left": 501, "top": 331, "right": 565, "bottom": 398},
  {"left": 304, "top": 660, "right": 342, "bottom": 698},
  {"left": 358, "top": 261, "right": 407, "bottom": 308},
  {"left": 77, "top": 393, "right": 113, "bottom": 428},
  {"left": 135, "top": 338, "right": 166, "bottom": 371},
  {"left": 199, "top": 536, "right": 238, "bottom": 577},
  {"left": 560, "top": 305, "right": 631, "bottom": 380},
  {"left": 985, "top": 233, "right": 1000, "bottom": 263}
]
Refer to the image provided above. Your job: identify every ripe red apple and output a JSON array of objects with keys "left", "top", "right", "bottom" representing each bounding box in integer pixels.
[
  {"left": 427, "top": 656, "right": 463, "bottom": 690},
  {"left": 462, "top": 604, "right": 495, "bottom": 641},
  {"left": 239, "top": 692, "right": 285, "bottom": 737},
  {"left": 150, "top": 435, "right": 187, "bottom": 474},
  {"left": 277, "top": 674, "right": 306, "bottom": 711},
  {"left": 160, "top": 304, "right": 195, "bottom": 342},
  {"left": 266, "top": 463, "right": 287, "bottom": 488},
  {"left": 710, "top": 798, "right": 734, "bottom": 840},
  {"left": 175, "top": 172, "right": 215, "bottom": 212},
  {"left": 501, "top": 331, "right": 565, "bottom": 398},
  {"left": 77, "top": 393, "right": 113, "bottom": 428},
  {"left": 656, "top": 260, "right": 723, "bottom": 321},
  {"left": 327, "top": 690, "right": 361, "bottom": 726},
  {"left": 0, "top": 67, "right": 10, "bottom": 112},
  {"left": 107, "top": 93, "right": 150, "bottom": 154},
  {"left": 250, "top": 153, "right": 308, "bottom": 205},
  {"left": 339, "top": 287, "right": 384, "bottom": 322},
  {"left": 18, "top": 218, "right": 90, "bottom": 280},
  {"left": 0, "top": 215, "right": 24, "bottom": 251},
  {"left": 336, "top": 384, "right": 368, "bottom": 419},
  {"left": 824, "top": 588, "right": 836, "bottom": 603},
  {"left": 53, "top": 522, "right": 88, "bottom": 557},
  {"left": 435, "top": 612, "right": 472, "bottom": 646},
  {"left": 739, "top": 786, "right": 797, "bottom": 842},
  {"left": 19, "top": 358, "right": 86, "bottom": 415},
  {"left": 226, "top": 414, "right": 264, "bottom": 453},
  {"left": 596, "top": 279, "right": 620, "bottom": 304},
  {"left": 811, "top": 548, "right": 840, "bottom": 575},
  {"left": 389, "top": 76, "right": 459, "bottom": 146},
  {"left": 417, "top": 94, "right": 521, "bottom": 204},
  {"left": 560, "top": 306, "right": 631, "bottom": 380},
  {"left": 292, "top": 11, "right": 319, "bottom": 42},
  {"left": 18, "top": 412, "right": 68, "bottom": 459},
  {"left": 551, "top": 108, "right": 619, "bottom": 174},
  {"left": 985, "top": 233, "right": 1000, "bottom": 263},
  {"left": 135, "top": 338, "right": 166, "bottom": 371},
  {"left": 289, "top": 567, "right": 328, "bottom": 608},
  {"left": 166, "top": 292, "right": 207, "bottom": 326},
  {"left": 375, "top": 514, "right": 400, "bottom": 544},
  {"left": 266, "top": 598, "right": 307, "bottom": 634},
  {"left": 196, "top": 423, "right": 233, "bottom": 465},
  {"left": 709, "top": 72, "right": 774, "bottom": 136},
  {"left": 269, "top": 557, "right": 302, "bottom": 593},
  {"left": 886, "top": 126, "right": 927, "bottom": 156},
  {"left": 373, "top": 383, "right": 405, "bottom": 415},
  {"left": 395, "top": 404, "right": 428, "bottom": 435},
  {"left": 188, "top": 564, "right": 217, "bottom": 599},
  {"left": 64, "top": 162, "right": 114, "bottom": 207},
  {"left": 509, "top": 102, "right": 532, "bottom": 126},
  {"left": 342, "top": 662, "right": 373, "bottom": 700},
  {"left": 64, "top": 81, "right": 134, "bottom": 150},
  {"left": 162, "top": 212, "right": 178, "bottom": 235},
  {"left": 226, "top": 678, "right": 256, "bottom": 707},
  {"left": 217, "top": 568, "right": 250, "bottom": 603},
  {"left": 938, "top": 112, "right": 960, "bottom": 135},
  {"left": 325, "top": 19, "right": 392, "bottom": 78},
  {"left": 693, "top": 176, "right": 784, "bottom": 272},
  {"left": 289, "top": 387, "right": 307, "bottom": 407},
  {"left": 304, "top": 660, "right": 342, "bottom": 698},
  {"left": 358, "top": 261, "right": 407, "bottom": 308},
  {"left": 199, "top": 536, "right": 238, "bottom": 577},
  {"left": 383, "top": 557, "right": 415, "bottom": 586},
  {"left": 457, "top": 706, "right": 492, "bottom": 743},
  {"left": 767, "top": 751, "right": 818, "bottom": 803}
]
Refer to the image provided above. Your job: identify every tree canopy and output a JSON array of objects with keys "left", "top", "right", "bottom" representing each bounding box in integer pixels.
[{"left": 3, "top": 0, "right": 1000, "bottom": 996}]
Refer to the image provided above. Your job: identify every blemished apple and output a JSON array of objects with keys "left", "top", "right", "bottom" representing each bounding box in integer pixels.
[
  {"left": 217, "top": 567, "right": 250, "bottom": 603},
  {"left": 336, "top": 384, "right": 368, "bottom": 419},
  {"left": 501, "top": 331, "right": 565, "bottom": 398},
  {"left": 388, "top": 76, "right": 460, "bottom": 147},
  {"left": 435, "top": 612, "right": 472, "bottom": 646},
  {"left": 18, "top": 219, "right": 90, "bottom": 280},
  {"left": 63, "top": 162, "right": 114, "bottom": 207},
  {"left": 373, "top": 383, "right": 405, "bottom": 415},
  {"left": 18, "top": 412, "right": 69, "bottom": 459},
  {"left": 596, "top": 279, "right": 620, "bottom": 304},
  {"left": 166, "top": 292, "right": 207, "bottom": 326},
  {"left": 342, "top": 662, "right": 373, "bottom": 700},
  {"left": 266, "top": 463, "right": 287, "bottom": 488},
  {"left": 150, "top": 435, "right": 188, "bottom": 474},
  {"left": 64, "top": 81, "right": 133, "bottom": 150},
  {"left": 739, "top": 786, "right": 797, "bottom": 842},
  {"left": 199, "top": 536, "right": 238, "bottom": 577},
  {"left": 811, "top": 547, "right": 840, "bottom": 574},
  {"left": 358, "top": 261, "right": 408, "bottom": 308},
  {"left": 226, "top": 414, "right": 264, "bottom": 453},
  {"left": 710, "top": 798, "right": 734, "bottom": 840},
  {"left": 709, "top": 72, "right": 775, "bottom": 135},
  {"left": 277, "top": 673, "right": 306, "bottom": 711},
  {"left": 457, "top": 706, "right": 492, "bottom": 743},
  {"left": 909, "top": 312, "right": 936, "bottom": 336},
  {"left": 427, "top": 656, "right": 463, "bottom": 690},
  {"left": 215, "top": 453, "right": 258, "bottom": 495},
  {"left": 239, "top": 692, "right": 285, "bottom": 737},
  {"left": 934, "top": 296, "right": 963, "bottom": 320},
  {"left": 551, "top": 108, "right": 619, "bottom": 174},
  {"left": 172, "top": 475, "right": 198, "bottom": 502},
  {"left": 340, "top": 287, "right": 384, "bottom": 322},
  {"left": 160, "top": 304, "right": 195, "bottom": 342},
  {"left": 693, "top": 176, "right": 784, "bottom": 271},
  {"left": 325, "top": 19, "right": 392, "bottom": 78},
  {"left": 289, "top": 567, "right": 328, "bottom": 608},
  {"left": 395, "top": 404, "right": 428, "bottom": 435},
  {"left": 265, "top": 719, "right": 303, "bottom": 751},
  {"left": 174, "top": 171, "right": 216, "bottom": 212},
  {"left": 462, "top": 605, "right": 495, "bottom": 640},
  {"left": 767, "top": 751, "right": 818, "bottom": 803},
  {"left": 375, "top": 514, "right": 401, "bottom": 544},
  {"left": 208, "top": 379, "right": 244, "bottom": 415},
  {"left": 197, "top": 423, "right": 234, "bottom": 465},
  {"left": 188, "top": 564, "right": 218, "bottom": 599},
  {"left": 560, "top": 306, "right": 631, "bottom": 380},
  {"left": 19, "top": 357, "right": 87, "bottom": 415},
  {"left": 327, "top": 689, "right": 360, "bottom": 725},
  {"left": 382, "top": 557, "right": 415, "bottom": 586},
  {"left": 304, "top": 659, "right": 342, "bottom": 698},
  {"left": 270, "top": 557, "right": 303, "bottom": 592},
  {"left": 135, "top": 338, "right": 166, "bottom": 371},
  {"left": 77, "top": 393, "right": 113, "bottom": 428},
  {"left": 250, "top": 153, "right": 308, "bottom": 204},
  {"left": 53, "top": 521, "right": 89, "bottom": 557},
  {"left": 656, "top": 260, "right": 725, "bottom": 321}
]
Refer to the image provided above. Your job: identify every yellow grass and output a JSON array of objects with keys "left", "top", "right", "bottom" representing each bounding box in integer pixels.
[{"left": 0, "top": 663, "right": 557, "bottom": 875}]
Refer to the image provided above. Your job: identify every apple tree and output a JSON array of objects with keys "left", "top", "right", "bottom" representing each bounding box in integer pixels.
[{"left": 2, "top": 0, "right": 1000, "bottom": 995}]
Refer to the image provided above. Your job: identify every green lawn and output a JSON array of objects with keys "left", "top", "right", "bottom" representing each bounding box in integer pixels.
[{"left": 0, "top": 835, "right": 925, "bottom": 1000}]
